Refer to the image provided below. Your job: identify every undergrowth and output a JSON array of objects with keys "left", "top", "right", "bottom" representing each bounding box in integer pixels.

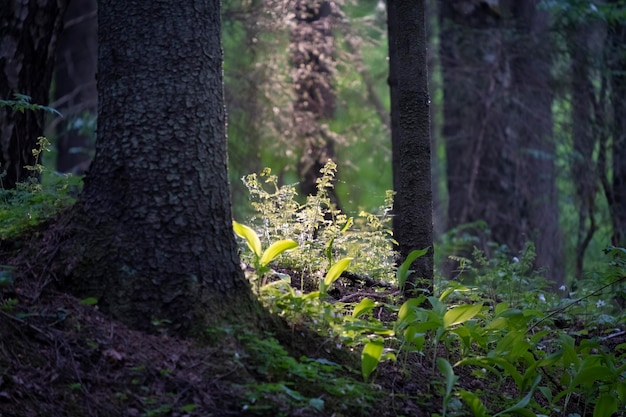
[{"left": 234, "top": 162, "right": 626, "bottom": 416}]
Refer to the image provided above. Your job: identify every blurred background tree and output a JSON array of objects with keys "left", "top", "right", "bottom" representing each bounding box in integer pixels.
[{"left": 30, "top": 0, "right": 626, "bottom": 291}]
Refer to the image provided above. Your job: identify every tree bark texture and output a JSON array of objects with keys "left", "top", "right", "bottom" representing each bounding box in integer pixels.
[
  {"left": 609, "top": 18, "right": 626, "bottom": 246},
  {"left": 290, "top": 0, "right": 341, "bottom": 207},
  {"left": 66, "top": 0, "right": 260, "bottom": 335},
  {"left": 0, "top": 0, "right": 68, "bottom": 188},
  {"left": 54, "top": 0, "right": 97, "bottom": 174},
  {"left": 440, "top": 0, "right": 564, "bottom": 286},
  {"left": 387, "top": 0, "right": 434, "bottom": 294}
]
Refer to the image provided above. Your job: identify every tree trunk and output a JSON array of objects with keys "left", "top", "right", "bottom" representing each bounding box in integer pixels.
[
  {"left": 290, "top": 0, "right": 341, "bottom": 207},
  {"left": 54, "top": 0, "right": 97, "bottom": 174},
  {"left": 64, "top": 0, "right": 262, "bottom": 336},
  {"left": 609, "top": 18, "right": 626, "bottom": 246},
  {"left": 0, "top": 0, "right": 68, "bottom": 188},
  {"left": 440, "top": 1, "right": 563, "bottom": 286},
  {"left": 387, "top": 0, "right": 434, "bottom": 295},
  {"left": 512, "top": 0, "right": 564, "bottom": 287}
]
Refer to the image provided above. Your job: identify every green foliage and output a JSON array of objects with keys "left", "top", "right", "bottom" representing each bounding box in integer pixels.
[
  {"left": 239, "top": 162, "right": 396, "bottom": 282},
  {"left": 0, "top": 93, "right": 62, "bottom": 117},
  {"left": 0, "top": 137, "right": 81, "bottom": 239},
  {"left": 237, "top": 333, "right": 376, "bottom": 416}
]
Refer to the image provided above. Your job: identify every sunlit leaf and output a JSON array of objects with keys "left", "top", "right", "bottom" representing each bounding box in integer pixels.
[
  {"left": 361, "top": 341, "right": 384, "bottom": 381},
  {"left": 352, "top": 298, "right": 376, "bottom": 318},
  {"left": 323, "top": 257, "right": 353, "bottom": 288},
  {"left": 233, "top": 221, "right": 262, "bottom": 258},
  {"left": 443, "top": 303, "right": 483, "bottom": 328},
  {"left": 259, "top": 239, "right": 297, "bottom": 267}
]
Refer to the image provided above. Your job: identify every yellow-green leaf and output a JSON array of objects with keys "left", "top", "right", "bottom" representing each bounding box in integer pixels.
[
  {"left": 323, "top": 257, "right": 353, "bottom": 288},
  {"left": 361, "top": 341, "right": 384, "bottom": 381},
  {"left": 259, "top": 239, "right": 298, "bottom": 267},
  {"left": 233, "top": 221, "right": 262, "bottom": 258},
  {"left": 352, "top": 298, "right": 375, "bottom": 318},
  {"left": 443, "top": 303, "right": 483, "bottom": 328}
]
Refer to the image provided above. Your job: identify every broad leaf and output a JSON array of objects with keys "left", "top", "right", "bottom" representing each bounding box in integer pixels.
[
  {"left": 361, "top": 341, "right": 384, "bottom": 381},
  {"left": 458, "top": 390, "right": 488, "bottom": 417},
  {"left": 396, "top": 247, "right": 429, "bottom": 291},
  {"left": 352, "top": 298, "right": 376, "bottom": 318},
  {"left": 259, "top": 239, "right": 298, "bottom": 267},
  {"left": 443, "top": 303, "right": 483, "bottom": 328},
  {"left": 232, "top": 221, "right": 262, "bottom": 258},
  {"left": 323, "top": 257, "right": 353, "bottom": 288},
  {"left": 594, "top": 394, "right": 618, "bottom": 417}
]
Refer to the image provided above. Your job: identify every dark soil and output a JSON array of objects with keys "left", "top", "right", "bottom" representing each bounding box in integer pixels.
[{"left": 0, "top": 226, "right": 618, "bottom": 417}]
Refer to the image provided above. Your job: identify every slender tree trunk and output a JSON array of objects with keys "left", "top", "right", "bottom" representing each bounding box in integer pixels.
[
  {"left": 290, "top": 0, "right": 341, "bottom": 207},
  {"left": 387, "top": 0, "right": 434, "bottom": 295},
  {"left": 609, "top": 19, "right": 626, "bottom": 246},
  {"left": 54, "top": 0, "right": 97, "bottom": 174},
  {"left": 512, "top": 1, "right": 564, "bottom": 287},
  {"left": 568, "top": 23, "right": 597, "bottom": 280},
  {"left": 63, "top": 0, "right": 262, "bottom": 336},
  {"left": 0, "top": 0, "right": 68, "bottom": 188}
]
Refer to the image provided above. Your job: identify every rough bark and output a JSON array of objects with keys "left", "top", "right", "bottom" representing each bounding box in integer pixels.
[
  {"left": 54, "top": 0, "right": 97, "bottom": 174},
  {"left": 290, "top": 0, "right": 341, "bottom": 207},
  {"left": 387, "top": 0, "right": 434, "bottom": 295},
  {"left": 609, "top": 19, "right": 626, "bottom": 246},
  {"left": 64, "top": 0, "right": 262, "bottom": 335},
  {"left": 0, "top": 0, "right": 68, "bottom": 188}
]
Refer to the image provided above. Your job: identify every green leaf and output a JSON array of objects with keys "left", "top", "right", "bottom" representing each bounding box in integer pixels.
[
  {"left": 323, "top": 257, "right": 353, "bottom": 288},
  {"left": 259, "top": 239, "right": 298, "bottom": 267},
  {"left": 396, "top": 248, "right": 429, "bottom": 291},
  {"left": 572, "top": 365, "right": 612, "bottom": 388},
  {"left": 594, "top": 394, "right": 618, "bottom": 417},
  {"left": 443, "top": 303, "right": 483, "bottom": 328},
  {"left": 361, "top": 341, "right": 384, "bottom": 381},
  {"left": 458, "top": 390, "right": 488, "bottom": 417},
  {"left": 79, "top": 297, "right": 98, "bottom": 306},
  {"left": 308, "top": 398, "right": 325, "bottom": 412},
  {"left": 493, "top": 375, "right": 541, "bottom": 417},
  {"left": 232, "top": 221, "right": 262, "bottom": 258},
  {"left": 437, "top": 357, "right": 458, "bottom": 399},
  {"left": 352, "top": 298, "right": 376, "bottom": 318}
]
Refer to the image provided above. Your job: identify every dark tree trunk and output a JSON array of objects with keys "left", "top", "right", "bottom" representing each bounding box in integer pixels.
[
  {"left": 512, "top": 0, "right": 563, "bottom": 287},
  {"left": 64, "top": 0, "right": 262, "bottom": 336},
  {"left": 290, "top": 0, "right": 340, "bottom": 207},
  {"left": 440, "top": 1, "right": 563, "bottom": 286},
  {"left": 54, "top": 0, "right": 97, "bottom": 174},
  {"left": 567, "top": 22, "right": 597, "bottom": 280},
  {"left": 609, "top": 19, "right": 626, "bottom": 246},
  {"left": 0, "top": 0, "right": 68, "bottom": 188},
  {"left": 387, "top": 0, "right": 434, "bottom": 295}
]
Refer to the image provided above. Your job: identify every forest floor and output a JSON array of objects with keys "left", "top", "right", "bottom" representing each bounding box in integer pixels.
[{"left": 0, "top": 225, "right": 621, "bottom": 416}]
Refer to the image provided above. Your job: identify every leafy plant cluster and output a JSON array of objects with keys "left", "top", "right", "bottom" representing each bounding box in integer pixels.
[
  {"left": 238, "top": 161, "right": 396, "bottom": 282},
  {"left": 234, "top": 164, "right": 626, "bottom": 416}
]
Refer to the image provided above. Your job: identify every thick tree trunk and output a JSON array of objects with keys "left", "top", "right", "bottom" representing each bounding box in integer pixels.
[
  {"left": 440, "top": 1, "right": 563, "bottom": 286},
  {"left": 387, "top": 0, "right": 434, "bottom": 295},
  {"left": 0, "top": 0, "right": 68, "bottom": 188},
  {"left": 54, "top": 0, "right": 97, "bottom": 174},
  {"left": 64, "top": 0, "right": 261, "bottom": 335}
]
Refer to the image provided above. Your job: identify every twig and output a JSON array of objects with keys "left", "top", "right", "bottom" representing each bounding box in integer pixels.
[{"left": 340, "top": 271, "right": 393, "bottom": 288}]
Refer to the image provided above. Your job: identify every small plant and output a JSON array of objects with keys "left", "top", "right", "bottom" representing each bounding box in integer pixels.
[{"left": 233, "top": 220, "right": 297, "bottom": 291}]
